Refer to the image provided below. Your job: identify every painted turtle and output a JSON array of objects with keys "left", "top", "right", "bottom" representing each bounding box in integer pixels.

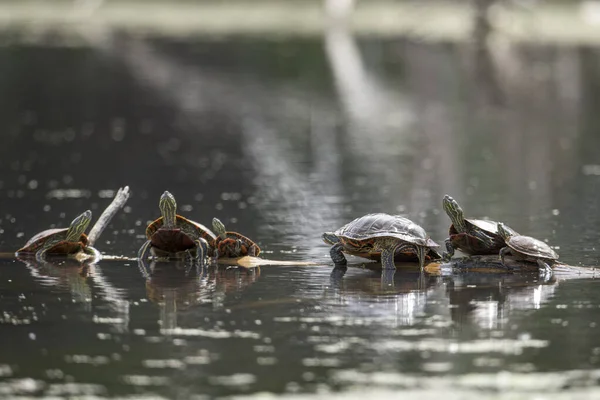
[
  {"left": 211, "top": 218, "right": 261, "bottom": 258},
  {"left": 138, "top": 191, "right": 216, "bottom": 262},
  {"left": 442, "top": 195, "right": 517, "bottom": 260},
  {"left": 497, "top": 223, "right": 558, "bottom": 273},
  {"left": 16, "top": 210, "right": 96, "bottom": 261},
  {"left": 322, "top": 213, "right": 441, "bottom": 270}
]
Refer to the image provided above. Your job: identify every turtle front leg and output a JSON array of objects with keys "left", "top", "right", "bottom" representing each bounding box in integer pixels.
[
  {"left": 380, "top": 246, "right": 398, "bottom": 270},
  {"left": 138, "top": 240, "right": 152, "bottom": 260},
  {"left": 329, "top": 243, "right": 347, "bottom": 265},
  {"left": 443, "top": 239, "right": 455, "bottom": 261},
  {"left": 194, "top": 238, "right": 210, "bottom": 264},
  {"left": 499, "top": 246, "right": 511, "bottom": 269}
]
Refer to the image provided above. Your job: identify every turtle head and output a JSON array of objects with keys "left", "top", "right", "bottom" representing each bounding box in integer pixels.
[
  {"left": 322, "top": 232, "right": 340, "bottom": 246},
  {"left": 442, "top": 195, "right": 466, "bottom": 232},
  {"left": 212, "top": 218, "right": 227, "bottom": 240},
  {"left": 159, "top": 191, "right": 177, "bottom": 228},
  {"left": 66, "top": 210, "right": 92, "bottom": 242},
  {"left": 497, "top": 223, "right": 512, "bottom": 241}
]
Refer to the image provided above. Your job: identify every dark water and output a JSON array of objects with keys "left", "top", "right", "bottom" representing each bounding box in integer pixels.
[{"left": 1, "top": 31, "right": 600, "bottom": 398}]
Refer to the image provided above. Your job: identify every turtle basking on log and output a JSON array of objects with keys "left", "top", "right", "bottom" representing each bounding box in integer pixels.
[
  {"left": 138, "top": 191, "right": 216, "bottom": 263},
  {"left": 442, "top": 195, "right": 517, "bottom": 260},
  {"left": 17, "top": 186, "right": 130, "bottom": 262},
  {"left": 323, "top": 213, "right": 441, "bottom": 270}
]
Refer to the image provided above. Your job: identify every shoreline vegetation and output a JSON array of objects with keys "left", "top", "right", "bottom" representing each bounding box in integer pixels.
[{"left": 0, "top": 1, "right": 599, "bottom": 45}]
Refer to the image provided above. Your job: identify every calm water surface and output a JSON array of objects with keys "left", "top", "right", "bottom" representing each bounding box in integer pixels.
[{"left": 0, "top": 31, "right": 600, "bottom": 398}]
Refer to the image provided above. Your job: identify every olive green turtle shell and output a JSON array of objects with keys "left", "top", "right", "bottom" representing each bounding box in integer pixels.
[
  {"left": 17, "top": 228, "right": 88, "bottom": 255},
  {"left": 334, "top": 213, "right": 439, "bottom": 247},
  {"left": 507, "top": 235, "right": 559, "bottom": 260}
]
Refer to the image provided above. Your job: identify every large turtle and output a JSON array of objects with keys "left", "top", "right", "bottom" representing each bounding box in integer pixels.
[
  {"left": 442, "top": 194, "right": 517, "bottom": 260},
  {"left": 497, "top": 223, "right": 558, "bottom": 273},
  {"left": 17, "top": 210, "right": 97, "bottom": 261},
  {"left": 211, "top": 218, "right": 261, "bottom": 258},
  {"left": 322, "top": 213, "right": 441, "bottom": 270},
  {"left": 138, "top": 191, "right": 216, "bottom": 262}
]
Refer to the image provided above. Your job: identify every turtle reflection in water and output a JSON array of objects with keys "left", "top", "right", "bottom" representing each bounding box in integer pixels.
[
  {"left": 497, "top": 223, "right": 559, "bottom": 273},
  {"left": 323, "top": 213, "right": 441, "bottom": 270},
  {"left": 138, "top": 191, "right": 216, "bottom": 263},
  {"left": 16, "top": 210, "right": 97, "bottom": 261},
  {"left": 442, "top": 195, "right": 517, "bottom": 260}
]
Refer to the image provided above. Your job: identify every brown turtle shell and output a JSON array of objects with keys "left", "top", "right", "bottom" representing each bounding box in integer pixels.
[
  {"left": 17, "top": 228, "right": 88, "bottom": 255},
  {"left": 448, "top": 219, "right": 517, "bottom": 255},
  {"left": 334, "top": 213, "right": 441, "bottom": 261},
  {"left": 213, "top": 231, "right": 261, "bottom": 258},
  {"left": 146, "top": 215, "right": 216, "bottom": 255}
]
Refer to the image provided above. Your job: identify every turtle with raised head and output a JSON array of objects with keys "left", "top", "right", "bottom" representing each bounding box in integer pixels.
[
  {"left": 17, "top": 210, "right": 97, "bottom": 261},
  {"left": 442, "top": 194, "right": 517, "bottom": 260},
  {"left": 211, "top": 218, "right": 261, "bottom": 258},
  {"left": 138, "top": 191, "right": 216, "bottom": 262},
  {"left": 497, "top": 223, "right": 559, "bottom": 273},
  {"left": 322, "top": 213, "right": 441, "bottom": 270}
]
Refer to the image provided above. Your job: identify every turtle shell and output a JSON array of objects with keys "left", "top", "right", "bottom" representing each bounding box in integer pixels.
[
  {"left": 146, "top": 215, "right": 216, "bottom": 241},
  {"left": 448, "top": 219, "right": 517, "bottom": 255},
  {"left": 17, "top": 228, "right": 88, "bottom": 255},
  {"left": 335, "top": 213, "right": 438, "bottom": 247},
  {"left": 213, "top": 231, "right": 261, "bottom": 258},
  {"left": 333, "top": 213, "right": 440, "bottom": 261},
  {"left": 146, "top": 215, "right": 216, "bottom": 255},
  {"left": 507, "top": 235, "right": 559, "bottom": 260}
]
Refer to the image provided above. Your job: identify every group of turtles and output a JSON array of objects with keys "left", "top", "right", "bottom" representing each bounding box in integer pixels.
[
  {"left": 15, "top": 188, "right": 559, "bottom": 273},
  {"left": 323, "top": 195, "right": 559, "bottom": 272},
  {"left": 16, "top": 190, "right": 260, "bottom": 264}
]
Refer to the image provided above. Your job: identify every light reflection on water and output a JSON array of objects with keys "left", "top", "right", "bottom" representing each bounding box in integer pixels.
[{"left": 0, "top": 23, "right": 600, "bottom": 398}]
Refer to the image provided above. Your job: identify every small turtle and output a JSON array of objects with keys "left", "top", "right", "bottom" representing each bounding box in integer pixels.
[
  {"left": 17, "top": 210, "right": 97, "bottom": 261},
  {"left": 442, "top": 194, "right": 517, "bottom": 259},
  {"left": 322, "top": 213, "right": 441, "bottom": 270},
  {"left": 211, "top": 218, "right": 261, "bottom": 258},
  {"left": 497, "top": 223, "right": 558, "bottom": 272},
  {"left": 138, "top": 191, "right": 216, "bottom": 262}
]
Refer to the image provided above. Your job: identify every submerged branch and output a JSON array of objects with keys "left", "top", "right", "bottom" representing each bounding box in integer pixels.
[{"left": 87, "top": 186, "right": 130, "bottom": 246}]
